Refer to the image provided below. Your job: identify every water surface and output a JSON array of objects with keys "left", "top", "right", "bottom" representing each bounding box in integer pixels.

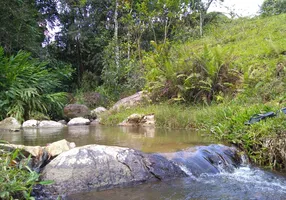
[
  {"left": 2, "top": 126, "right": 286, "bottom": 199},
  {"left": 0, "top": 126, "right": 213, "bottom": 153},
  {"left": 68, "top": 166, "right": 286, "bottom": 200}
]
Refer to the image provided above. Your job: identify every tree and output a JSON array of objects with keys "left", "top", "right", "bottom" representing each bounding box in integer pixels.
[
  {"left": 43, "top": 0, "right": 113, "bottom": 86},
  {"left": 0, "top": 0, "right": 45, "bottom": 55},
  {"left": 260, "top": 0, "right": 286, "bottom": 16},
  {"left": 190, "top": 0, "right": 224, "bottom": 36}
]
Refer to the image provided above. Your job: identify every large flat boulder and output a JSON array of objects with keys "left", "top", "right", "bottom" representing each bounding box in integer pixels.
[
  {"left": 0, "top": 117, "right": 21, "bottom": 130},
  {"left": 64, "top": 104, "right": 90, "bottom": 119},
  {"left": 111, "top": 91, "right": 148, "bottom": 111},
  {"left": 40, "top": 145, "right": 186, "bottom": 196}
]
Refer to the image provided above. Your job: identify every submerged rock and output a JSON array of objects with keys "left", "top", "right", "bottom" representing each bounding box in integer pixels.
[
  {"left": 40, "top": 145, "right": 186, "bottom": 196},
  {"left": 64, "top": 104, "right": 90, "bottom": 119},
  {"left": 0, "top": 117, "right": 21, "bottom": 130}
]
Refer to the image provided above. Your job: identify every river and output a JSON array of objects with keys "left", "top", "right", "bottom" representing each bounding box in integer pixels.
[{"left": 1, "top": 126, "right": 286, "bottom": 200}]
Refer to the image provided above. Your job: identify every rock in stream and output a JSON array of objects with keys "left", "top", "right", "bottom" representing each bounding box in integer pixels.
[
  {"left": 39, "top": 145, "right": 186, "bottom": 198},
  {"left": 37, "top": 144, "right": 242, "bottom": 199}
]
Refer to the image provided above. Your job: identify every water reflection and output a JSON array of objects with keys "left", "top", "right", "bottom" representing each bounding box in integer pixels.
[{"left": 0, "top": 125, "right": 214, "bottom": 153}]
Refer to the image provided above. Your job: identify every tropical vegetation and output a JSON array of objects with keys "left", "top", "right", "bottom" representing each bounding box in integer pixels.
[
  {"left": 0, "top": 141, "right": 52, "bottom": 199},
  {"left": 0, "top": 0, "right": 286, "bottom": 198}
]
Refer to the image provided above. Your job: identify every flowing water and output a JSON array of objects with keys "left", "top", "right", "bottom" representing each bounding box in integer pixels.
[{"left": 1, "top": 126, "right": 286, "bottom": 200}]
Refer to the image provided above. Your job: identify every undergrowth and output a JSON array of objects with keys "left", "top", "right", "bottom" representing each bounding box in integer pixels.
[{"left": 0, "top": 142, "right": 52, "bottom": 199}]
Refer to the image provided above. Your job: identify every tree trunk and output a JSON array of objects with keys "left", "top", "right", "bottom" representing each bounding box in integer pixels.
[
  {"left": 164, "top": 17, "right": 169, "bottom": 44},
  {"left": 199, "top": 12, "right": 203, "bottom": 37},
  {"left": 114, "top": 0, "right": 120, "bottom": 69}
]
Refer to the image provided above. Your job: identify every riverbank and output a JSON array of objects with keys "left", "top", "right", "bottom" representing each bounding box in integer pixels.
[{"left": 101, "top": 100, "right": 286, "bottom": 171}]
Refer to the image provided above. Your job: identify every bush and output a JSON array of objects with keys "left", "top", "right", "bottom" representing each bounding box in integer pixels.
[
  {"left": 0, "top": 47, "right": 73, "bottom": 121},
  {"left": 144, "top": 42, "right": 240, "bottom": 104}
]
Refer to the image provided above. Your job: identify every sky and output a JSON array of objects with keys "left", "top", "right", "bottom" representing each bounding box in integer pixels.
[{"left": 209, "top": 0, "right": 265, "bottom": 17}]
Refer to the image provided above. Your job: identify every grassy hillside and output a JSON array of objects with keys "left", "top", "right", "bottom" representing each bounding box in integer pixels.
[
  {"left": 205, "top": 14, "right": 286, "bottom": 69},
  {"left": 143, "top": 14, "right": 286, "bottom": 103},
  {"left": 102, "top": 14, "right": 286, "bottom": 171}
]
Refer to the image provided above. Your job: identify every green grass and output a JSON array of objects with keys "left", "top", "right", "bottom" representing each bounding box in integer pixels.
[{"left": 204, "top": 14, "right": 286, "bottom": 68}]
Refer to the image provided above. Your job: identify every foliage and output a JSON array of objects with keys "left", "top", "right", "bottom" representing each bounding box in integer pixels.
[
  {"left": 144, "top": 42, "right": 240, "bottom": 103},
  {"left": 261, "top": 0, "right": 286, "bottom": 16},
  {"left": 0, "top": 0, "right": 44, "bottom": 55},
  {"left": 0, "top": 145, "right": 52, "bottom": 199},
  {"left": 100, "top": 39, "right": 145, "bottom": 101},
  {"left": 0, "top": 47, "right": 73, "bottom": 121},
  {"left": 43, "top": 0, "right": 113, "bottom": 86}
]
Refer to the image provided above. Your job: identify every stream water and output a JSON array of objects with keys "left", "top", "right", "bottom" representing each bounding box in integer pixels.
[{"left": 1, "top": 126, "right": 286, "bottom": 200}]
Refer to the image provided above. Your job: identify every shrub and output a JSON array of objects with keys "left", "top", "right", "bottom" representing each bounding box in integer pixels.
[
  {"left": 144, "top": 42, "right": 241, "bottom": 104},
  {"left": 0, "top": 47, "right": 73, "bottom": 121}
]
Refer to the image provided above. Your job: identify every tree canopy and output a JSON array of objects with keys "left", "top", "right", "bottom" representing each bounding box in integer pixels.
[{"left": 261, "top": 0, "right": 286, "bottom": 16}]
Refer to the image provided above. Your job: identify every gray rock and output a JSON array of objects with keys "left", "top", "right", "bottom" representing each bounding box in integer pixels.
[
  {"left": 64, "top": 104, "right": 90, "bottom": 119},
  {"left": 91, "top": 107, "right": 107, "bottom": 115},
  {"left": 0, "top": 117, "right": 21, "bottom": 130},
  {"left": 46, "top": 139, "right": 76, "bottom": 157},
  {"left": 38, "top": 120, "right": 65, "bottom": 128},
  {"left": 111, "top": 91, "right": 148, "bottom": 111},
  {"left": 160, "top": 144, "right": 241, "bottom": 176},
  {"left": 22, "top": 119, "right": 39, "bottom": 128},
  {"left": 41, "top": 145, "right": 186, "bottom": 196},
  {"left": 140, "top": 114, "right": 155, "bottom": 127},
  {"left": 0, "top": 139, "right": 75, "bottom": 158},
  {"left": 67, "top": 117, "right": 90, "bottom": 126},
  {"left": 119, "top": 114, "right": 155, "bottom": 127}
]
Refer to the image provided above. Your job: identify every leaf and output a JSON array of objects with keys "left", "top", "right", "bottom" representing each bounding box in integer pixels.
[{"left": 39, "top": 180, "right": 54, "bottom": 185}]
